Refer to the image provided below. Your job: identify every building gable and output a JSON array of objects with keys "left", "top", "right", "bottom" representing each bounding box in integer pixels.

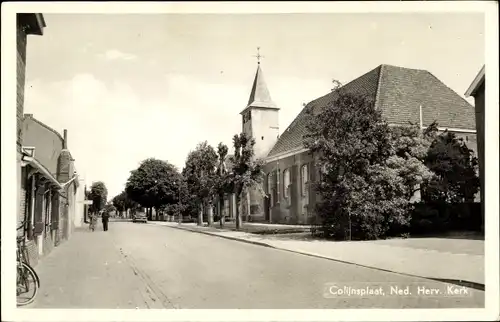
[{"left": 22, "top": 114, "right": 64, "bottom": 176}]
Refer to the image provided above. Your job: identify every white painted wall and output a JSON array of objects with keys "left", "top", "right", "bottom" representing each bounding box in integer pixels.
[
  {"left": 74, "top": 178, "right": 85, "bottom": 228},
  {"left": 248, "top": 108, "right": 280, "bottom": 160}
]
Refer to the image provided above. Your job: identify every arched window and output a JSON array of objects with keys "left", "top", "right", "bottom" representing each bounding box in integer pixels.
[
  {"left": 283, "top": 169, "right": 290, "bottom": 199},
  {"left": 301, "top": 164, "right": 309, "bottom": 196},
  {"left": 267, "top": 173, "right": 273, "bottom": 206}
]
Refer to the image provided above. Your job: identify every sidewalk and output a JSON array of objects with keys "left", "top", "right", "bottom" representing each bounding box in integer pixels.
[
  {"left": 153, "top": 221, "right": 485, "bottom": 288},
  {"left": 28, "top": 223, "right": 164, "bottom": 309}
]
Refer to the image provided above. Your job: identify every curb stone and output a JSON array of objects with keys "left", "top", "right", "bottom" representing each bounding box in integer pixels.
[
  {"left": 164, "top": 224, "right": 275, "bottom": 249},
  {"left": 162, "top": 223, "right": 485, "bottom": 291}
]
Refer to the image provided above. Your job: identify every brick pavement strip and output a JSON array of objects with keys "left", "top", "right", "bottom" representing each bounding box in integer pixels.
[
  {"left": 151, "top": 221, "right": 485, "bottom": 288},
  {"left": 28, "top": 224, "right": 166, "bottom": 309}
]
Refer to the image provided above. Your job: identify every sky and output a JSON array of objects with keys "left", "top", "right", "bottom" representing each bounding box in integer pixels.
[{"left": 23, "top": 13, "right": 485, "bottom": 199}]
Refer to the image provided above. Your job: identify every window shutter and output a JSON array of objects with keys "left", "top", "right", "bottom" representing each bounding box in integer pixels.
[{"left": 33, "top": 185, "right": 44, "bottom": 234}]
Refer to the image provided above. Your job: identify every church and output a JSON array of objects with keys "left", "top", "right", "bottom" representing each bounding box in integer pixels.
[{"left": 223, "top": 60, "right": 478, "bottom": 225}]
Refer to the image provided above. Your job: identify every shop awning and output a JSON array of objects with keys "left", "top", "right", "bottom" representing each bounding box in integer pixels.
[{"left": 21, "top": 155, "right": 63, "bottom": 189}]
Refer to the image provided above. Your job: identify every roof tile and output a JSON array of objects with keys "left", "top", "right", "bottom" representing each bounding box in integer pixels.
[{"left": 267, "top": 64, "right": 476, "bottom": 158}]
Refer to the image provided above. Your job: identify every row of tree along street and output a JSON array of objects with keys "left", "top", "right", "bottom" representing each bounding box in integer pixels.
[
  {"left": 110, "top": 91, "right": 480, "bottom": 240},
  {"left": 112, "top": 132, "right": 263, "bottom": 231}
]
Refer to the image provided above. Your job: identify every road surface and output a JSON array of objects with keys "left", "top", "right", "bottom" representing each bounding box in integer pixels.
[{"left": 30, "top": 221, "right": 484, "bottom": 309}]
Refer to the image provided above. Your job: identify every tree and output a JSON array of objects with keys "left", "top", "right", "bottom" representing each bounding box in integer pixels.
[
  {"left": 304, "top": 93, "right": 433, "bottom": 240},
  {"left": 125, "top": 158, "right": 182, "bottom": 221},
  {"left": 178, "top": 169, "right": 200, "bottom": 221},
  {"left": 423, "top": 131, "right": 480, "bottom": 203},
  {"left": 227, "top": 133, "right": 266, "bottom": 230},
  {"left": 103, "top": 202, "right": 116, "bottom": 215},
  {"left": 112, "top": 192, "right": 126, "bottom": 217},
  {"left": 214, "top": 142, "right": 232, "bottom": 228},
  {"left": 183, "top": 142, "right": 218, "bottom": 226},
  {"left": 164, "top": 174, "right": 188, "bottom": 223},
  {"left": 390, "top": 121, "right": 438, "bottom": 200},
  {"left": 88, "top": 181, "right": 108, "bottom": 214},
  {"left": 112, "top": 191, "right": 139, "bottom": 218}
]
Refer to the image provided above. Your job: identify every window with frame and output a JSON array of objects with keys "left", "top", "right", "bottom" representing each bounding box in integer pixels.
[
  {"left": 301, "top": 164, "right": 309, "bottom": 196},
  {"left": 283, "top": 169, "right": 291, "bottom": 199},
  {"left": 267, "top": 173, "right": 273, "bottom": 206}
]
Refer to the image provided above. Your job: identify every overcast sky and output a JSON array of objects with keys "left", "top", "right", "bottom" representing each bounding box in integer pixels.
[{"left": 23, "top": 13, "right": 484, "bottom": 199}]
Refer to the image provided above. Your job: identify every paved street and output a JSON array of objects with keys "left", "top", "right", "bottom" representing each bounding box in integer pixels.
[{"left": 30, "top": 221, "right": 484, "bottom": 309}]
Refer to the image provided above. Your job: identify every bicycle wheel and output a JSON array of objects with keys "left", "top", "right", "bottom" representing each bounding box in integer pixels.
[{"left": 16, "top": 262, "right": 39, "bottom": 306}]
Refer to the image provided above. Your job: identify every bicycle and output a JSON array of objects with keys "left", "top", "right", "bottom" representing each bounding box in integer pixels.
[{"left": 16, "top": 220, "right": 40, "bottom": 306}]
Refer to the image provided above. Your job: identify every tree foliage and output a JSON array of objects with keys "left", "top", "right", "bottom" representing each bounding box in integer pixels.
[
  {"left": 183, "top": 142, "right": 219, "bottom": 225},
  {"left": 227, "top": 133, "right": 266, "bottom": 229},
  {"left": 423, "top": 131, "right": 480, "bottom": 203},
  {"left": 103, "top": 202, "right": 116, "bottom": 214},
  {"left": 112, "top": 191, "right": 140, "bottom": 216},
  {"left": 215, "top": 142, "right": 230, "bottom": 192},
  {"left": 304, "top": 93, "right": 434, "bottom": 240},
  {"left": 158, "top": 175, "right": 189, "bottom": 219},
  {"left": 213, "top": 142, "right": 233, "bottom": 226},
  {"left": 389, "top": 122, "right": 438, "bottom": 199},
  {"left": 88, "top": 181, "right": 108, "bottom": 213},
  {"left": 125, "top": 158, "right": 182, "bottom": 220}
]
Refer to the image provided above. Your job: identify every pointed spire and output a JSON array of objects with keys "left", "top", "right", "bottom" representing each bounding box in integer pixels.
[{"left": 245, "top": 64, "right": 278, "bottom": 110}]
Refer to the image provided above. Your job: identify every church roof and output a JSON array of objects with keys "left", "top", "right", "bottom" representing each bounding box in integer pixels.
[
  {"left": 241, "top": 64, "right": 278, "bottom": 114},
  {"left": 267, "top": 64, "right": 476, "bottom": 158}
]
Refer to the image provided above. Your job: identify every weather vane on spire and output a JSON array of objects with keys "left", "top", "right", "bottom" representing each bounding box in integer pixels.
[{"left": 253, "top": 46, "right": 264, "bottom": 64}]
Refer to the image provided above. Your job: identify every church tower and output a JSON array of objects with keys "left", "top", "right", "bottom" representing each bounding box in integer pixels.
[
  {"left": 240, "top": 48, "right": 280, "bottom": 160},
  {"left": 239, "top": 48, "right": 280, "bottom": 222}
]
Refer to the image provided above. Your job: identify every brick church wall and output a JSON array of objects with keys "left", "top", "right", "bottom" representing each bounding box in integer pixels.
[{"left": 261, "top": 150, "right": 318, "bottom": 224}]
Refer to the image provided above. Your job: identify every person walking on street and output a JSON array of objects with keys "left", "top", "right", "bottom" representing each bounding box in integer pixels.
[
  {"left": 89, "top": 212, "right": 96, "bottom": 232},
  {"left": 102, "top": 211, "right": 110, "bottom": 231}
]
